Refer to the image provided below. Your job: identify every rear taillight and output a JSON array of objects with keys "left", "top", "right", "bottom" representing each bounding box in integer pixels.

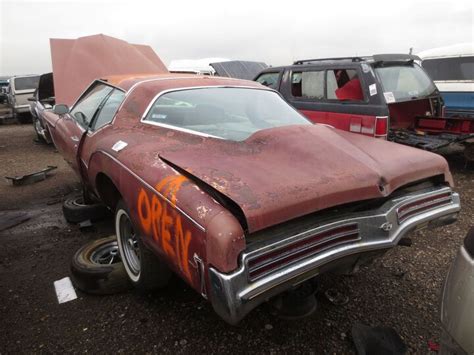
[
  {"left": 247, "top": 224, "right": 360, "bottom": 280},
  {"left": 396, "top": 191, "right": 452, "bottom": 224},
  {"left": 375, "top": 116, "right": 388, "bottom": 138}
]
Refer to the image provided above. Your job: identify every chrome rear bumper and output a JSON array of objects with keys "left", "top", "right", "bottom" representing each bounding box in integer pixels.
[{"left": 208, "top": 186, "right": 460, "bottom": 324}]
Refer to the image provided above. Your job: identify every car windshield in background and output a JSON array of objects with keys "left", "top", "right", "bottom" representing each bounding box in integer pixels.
[
  {"left": 422, "top": 56, "right": 474, "bottom": 81},
  {"left": 255, "top": 72, "right": 280, "bottom": 89},
  {"left": 375, "top": 64, "right": 437, "bottom": 102},
  {"left": 14, "top": 76, "right": 40, "bottom": 91},
  {"left": 144, "top": 87, "right": 310, "bottom": 141}
]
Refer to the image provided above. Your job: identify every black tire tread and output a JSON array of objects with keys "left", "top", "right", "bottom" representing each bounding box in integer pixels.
[
  {"left": 62, "top": 196, "right": 109, "bottom": 224},
  {"left": 70, "top": 236, "right": 131, "bottom": 295}
]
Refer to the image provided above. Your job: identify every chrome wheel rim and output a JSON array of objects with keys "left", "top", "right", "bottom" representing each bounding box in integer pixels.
[
  {"left": 34, "top": 119, "right": 42, "bottom": 134},
  {"left": 116, "top": 210, "right": 140, "bottom": 280},
  {"left": 90, "top": 241, "right": 121, "bottom": 265}
]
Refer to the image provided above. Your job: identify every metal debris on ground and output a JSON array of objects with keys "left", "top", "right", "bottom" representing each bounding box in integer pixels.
[
  {"left": 5, "top": 166, "right": 57, "bottom": 186},
  {"left": 78, "top": 219, "right": 93, "bottom": 230},
  {"left": 351, "top": 322, "right": 407, "bottom": 355},
  {"left": 324, "top": 288, "right": 350, "bottom": 306}
]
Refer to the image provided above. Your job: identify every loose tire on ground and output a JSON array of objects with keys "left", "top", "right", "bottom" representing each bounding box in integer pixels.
[
  {"left": 70, "top": 236, "right": 132, "bottom": 295},
  {"left": 115, "top": 199, "right": 171, "bottom": 291},
  {"left": 62, "top": 196, "right": 109, "bottom": 224}
]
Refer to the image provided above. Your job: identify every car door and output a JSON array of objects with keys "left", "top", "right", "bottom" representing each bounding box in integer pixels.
[{"left": 51, "top": 82, "right": 114, "bottom": 173}]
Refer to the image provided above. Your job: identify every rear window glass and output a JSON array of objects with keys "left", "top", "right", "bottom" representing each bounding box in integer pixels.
[
  {"left": 144, "top": 87, "right": 310, "bottom": 141},
  {"left": 255, "top": 72, "right": 279, "bottom": 89},
  {"left": 14, "top": 76, "right": 40, "bottom": 91},
  {"left": 422, "top": 57, "right": 474, "bottom": 81},
  {"left": 375, "top": 64, "right": 437, "bottom": 102}
]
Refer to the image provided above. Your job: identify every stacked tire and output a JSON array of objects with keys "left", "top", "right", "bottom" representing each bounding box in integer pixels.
[{"left": 62, "top": 196, "right": 110, "bottom": 224}]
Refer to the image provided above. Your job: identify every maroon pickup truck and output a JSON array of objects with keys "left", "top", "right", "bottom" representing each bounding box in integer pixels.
[{"left": 44, "top": 36, "right": 461, "bottom": 324}]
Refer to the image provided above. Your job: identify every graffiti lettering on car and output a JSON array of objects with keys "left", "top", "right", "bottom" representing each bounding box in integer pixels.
[{"left": 137, "top": 174, "right": 192, "bottom": 280}]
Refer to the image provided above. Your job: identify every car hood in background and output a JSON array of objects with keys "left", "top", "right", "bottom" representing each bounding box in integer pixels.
[
  {"left": 210, "top": 61, "right": 268, "bottom": 80},
  {"left": 160, "top": 125, "right": 451, "bottom": 232},
  {"left": 50, "top": 34, "right": 168, "bottom": 107}
]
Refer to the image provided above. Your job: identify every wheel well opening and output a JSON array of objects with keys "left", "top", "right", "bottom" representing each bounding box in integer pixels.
[{"left": 95, "top": 173, "right": 121, "bottom": 211}]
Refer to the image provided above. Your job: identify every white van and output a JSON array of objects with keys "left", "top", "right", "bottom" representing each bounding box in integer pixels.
[
  {"left": 419, "top": 43, "right": 474, "bottom": 118},
  {"left": 7, "top": 75, "right": 40, "bottom": 123}
]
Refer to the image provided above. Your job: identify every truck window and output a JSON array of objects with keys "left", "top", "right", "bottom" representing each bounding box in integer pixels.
[
  {"left": 375, "top": 64, "right": 436, "bottom": 102},
  {"left": 422, "top": 57, "right": 474, "bottom": 81},
  {"left": 291, "top": 71, "right": 324, "bottom": 99},
  {"left": 255, "top": 72, "right": 279, "bottom": 89},
  {"left": 14, "top": 76, "right": 40, "bottom": 91},
  {"left": 326, "top": 69, "right": 364, "bottom": 101}
]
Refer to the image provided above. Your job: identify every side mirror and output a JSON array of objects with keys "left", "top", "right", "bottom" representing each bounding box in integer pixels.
[
  {"left": 27, "top": 97, "right": 36, "bottom": 102},
  {"left": 53, "top": 104, "right": 69, "bottom": 115}
]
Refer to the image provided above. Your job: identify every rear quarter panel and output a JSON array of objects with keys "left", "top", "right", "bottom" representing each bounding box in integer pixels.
[{"left": 85, "top": 124, "right": 243, "bottom": 294}]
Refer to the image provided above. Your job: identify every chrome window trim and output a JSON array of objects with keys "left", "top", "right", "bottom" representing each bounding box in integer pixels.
[
  {"left": 69, "top": 79, "right": 125, "bottom": 113},
  {"left": 111, "top": 76, "right": 253, "bottom": 126},
  {"left": 140, "top": 85, "right": 277, "bottom": 140}
]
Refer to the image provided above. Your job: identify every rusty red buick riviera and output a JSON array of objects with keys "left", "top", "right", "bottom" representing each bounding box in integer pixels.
[{"left": 44, "top": 72, "right": 460, "bottom": 324}]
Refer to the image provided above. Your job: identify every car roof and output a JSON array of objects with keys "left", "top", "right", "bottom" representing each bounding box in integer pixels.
[
  {"left": 418, "top": 43, "right": 474, "bottom": 59},
  {"left": 102, "top": 73, "right": 265, "bottom": 93},
  {"left": 257, "top": 54, "right": 420, "bottom": 73}
]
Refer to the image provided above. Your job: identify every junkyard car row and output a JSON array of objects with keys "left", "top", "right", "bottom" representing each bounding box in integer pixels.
[{"left": 2, "top": 34, "right": 472, "bottom": 351}]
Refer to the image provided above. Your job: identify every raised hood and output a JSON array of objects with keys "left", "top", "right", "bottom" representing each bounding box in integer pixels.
[
  {"left": 160, "top": 125, "right": 451, "bottom": 233},
  {"left": 50, "top": 34, "right": 168, "bottom": 107}
]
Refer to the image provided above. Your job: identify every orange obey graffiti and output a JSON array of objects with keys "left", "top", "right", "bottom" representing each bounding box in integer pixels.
[{"left": 137, "top": 175, "right": 192, "bottom": 280}]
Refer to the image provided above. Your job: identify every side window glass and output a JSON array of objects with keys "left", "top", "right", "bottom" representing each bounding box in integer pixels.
[
  {"left": 256, "top": 73, "right": 279, "bottom": 89},
  {"left": 326, "top": 69, "right": 364, "bottom": 101},
  {"left": 291, "top": 71, "right": 324, "bottom": 99},
  {"left": 92, "top": 90, "right": 125, "bottom": 130},
  {"left": 70, "top": 84, "right": 113, "bottom": 127}
]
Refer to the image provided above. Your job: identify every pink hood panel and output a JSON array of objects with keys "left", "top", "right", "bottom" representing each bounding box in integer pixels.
[{"left": 50, "top": 34, "right": 168, "bottom": 106}]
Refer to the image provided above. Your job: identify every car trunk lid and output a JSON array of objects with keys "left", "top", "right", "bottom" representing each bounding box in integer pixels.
[{"left": 160, "top": 124, "right": 451, "bottom": 232}]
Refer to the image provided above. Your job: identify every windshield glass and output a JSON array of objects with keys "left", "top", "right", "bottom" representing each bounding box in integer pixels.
[
  {"left": 375, "top": 64, "right": 436, "bottom": 102},
  {"left": 144, "top": 87, "right": 310, "bottom": 141},
  {"left": 422, "top": 57, "right": 474, "bottom": 81},
  {"left": 14, "top": 76, "right": 40, "bottom": 91}
]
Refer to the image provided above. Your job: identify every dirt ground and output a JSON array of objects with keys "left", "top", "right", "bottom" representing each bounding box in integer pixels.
[{"left": 0, "top": 124, "right": 473, "bottom": 354}]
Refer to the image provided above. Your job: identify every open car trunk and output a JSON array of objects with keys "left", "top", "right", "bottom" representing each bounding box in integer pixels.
[{"left": 388, "top": 97, "right": 474, "bottom": 150}]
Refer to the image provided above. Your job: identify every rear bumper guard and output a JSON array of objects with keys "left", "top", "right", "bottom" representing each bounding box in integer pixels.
[{"left": 208, "top": 186, "right": 460, "bottom": 324}]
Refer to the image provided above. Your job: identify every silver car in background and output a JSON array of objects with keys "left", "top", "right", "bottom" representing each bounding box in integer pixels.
[
  {"left": 7, "top": 74, "right": 40, "bottom": 123},
  {"left": 441, "top": 227, "right": 474, "bottom": 354}
]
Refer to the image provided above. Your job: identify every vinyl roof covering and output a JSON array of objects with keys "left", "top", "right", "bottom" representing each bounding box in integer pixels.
[
  {"left": 210, "top": 60, "right": 268, "bottom": 80},
  {"left": 50, "top": 34, "right": 168, "bottom": 106}
]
